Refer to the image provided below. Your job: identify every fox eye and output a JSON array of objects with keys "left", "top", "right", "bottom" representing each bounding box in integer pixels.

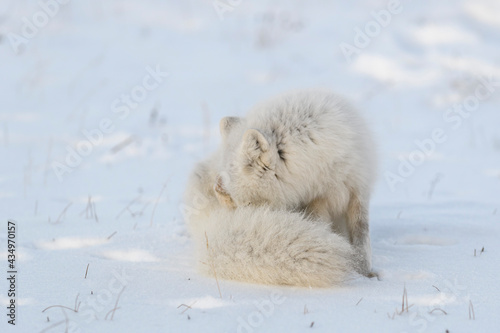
[{"left": 277, "top": 149, "right": 285, "bottom": 160}]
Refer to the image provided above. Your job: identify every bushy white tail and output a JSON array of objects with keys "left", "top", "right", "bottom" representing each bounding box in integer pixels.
[{"left": 191, "top": 206, "right": 357, "bottom": 287}]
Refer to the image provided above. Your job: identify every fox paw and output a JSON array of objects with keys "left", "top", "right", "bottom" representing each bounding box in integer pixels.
[
  {"left": 214, "top": 176, "right": 236, "bottom": 209},
  {"left": 365, "top": 270, "right": 380, "bottom": 280}
]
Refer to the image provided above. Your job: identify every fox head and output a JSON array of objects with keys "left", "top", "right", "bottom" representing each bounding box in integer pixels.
[{"left": 215, "top": 116, "right": 289, "bottom": 209}]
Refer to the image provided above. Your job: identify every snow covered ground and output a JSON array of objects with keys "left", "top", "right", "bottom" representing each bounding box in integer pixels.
[{"left": 1, "top": 0, "right": 500, "bottom": 332}]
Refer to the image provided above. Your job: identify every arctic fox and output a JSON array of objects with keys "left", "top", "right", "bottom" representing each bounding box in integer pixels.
[{"left": 184, "top": 90, "right": 376, "bottom": 287}]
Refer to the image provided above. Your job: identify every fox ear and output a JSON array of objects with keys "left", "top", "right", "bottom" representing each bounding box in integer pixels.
[
  {"left": 242, "top": 129, "right": 271, "bottom": 166},
  {"left": 220, "top": 117, "right": 241, "bottom": 140}
]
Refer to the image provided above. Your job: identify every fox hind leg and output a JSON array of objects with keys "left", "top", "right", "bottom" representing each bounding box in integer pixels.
[{"left": 346, "top": 190, "right": 374, "bottom": 277}]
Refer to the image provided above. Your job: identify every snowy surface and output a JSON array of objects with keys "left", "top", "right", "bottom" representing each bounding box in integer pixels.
[{"left": 1, "top": 0, "right": 500, "bottom": 332}]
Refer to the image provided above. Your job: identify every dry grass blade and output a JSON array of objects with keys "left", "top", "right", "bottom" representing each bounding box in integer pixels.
[
  {"left": 427, "top": 173, "right": 444, "bottom": 200},
  {"left": 110, "top": 135, "right": 135, "bottom": 154},
  {"left": 205, "top": 232, "right": 222, "bottom": 298},
  {"left": 150, "top": 181, "right": 169, "bottom": 227},
  {"left": 429, "top": 308, "right": 447, "bottom": 315},
  {"left": 177, "top": 301, "right": 197, "bottom": 314},
  {"left": 80, "top": 195, "right": 98, "bottom": 222},
  {"left": 43, "top": 137, "right": 53, "bottom": 186},
  {"left": 42, "top": 305, "right": 77, "bottom": 313},
  {"left": 137, "top": 201, "right": 151, "bottom": 217},
  {"left": 39, "top": 320, "right": 65, "bottom": 333},
  {"left": 53, "top": 202, "right": 72, "bottom": 224},
  {"left": 116, "top": 195, "right": 142, "bottom": 220},
  {"left": 86, "top": 196, "right": 91, "bottom": 218},
  {"left": 74, "top": 293, "right": 81, "bottom": 312},
  {"left": 93, "top": 201, "right": 99, "bottom": 222},
  {"left": 469, "top": 300, "right": 475, "bottom": 320},
  {"left": 105, "top": 286, "right": 126, "bottom": 321},
  {"left": 401, "top": 285, "right": 408, "bottom": 313},
  {"left": 42, "top": 293, "right": 81, "bottom": 314},
  {"left": 405, "top": 288, "right": 409, "bottom": 312},
  {"left": 107, "top": 231, "right": 117, "bottom": 240},
  {"left": 105, "top": 307, "right": 121, "bottom": 320}
]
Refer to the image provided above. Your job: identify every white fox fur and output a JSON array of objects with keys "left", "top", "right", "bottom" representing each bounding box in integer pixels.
[{"left": 184, "top": 89, "right": 376, "bottom": 287}]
